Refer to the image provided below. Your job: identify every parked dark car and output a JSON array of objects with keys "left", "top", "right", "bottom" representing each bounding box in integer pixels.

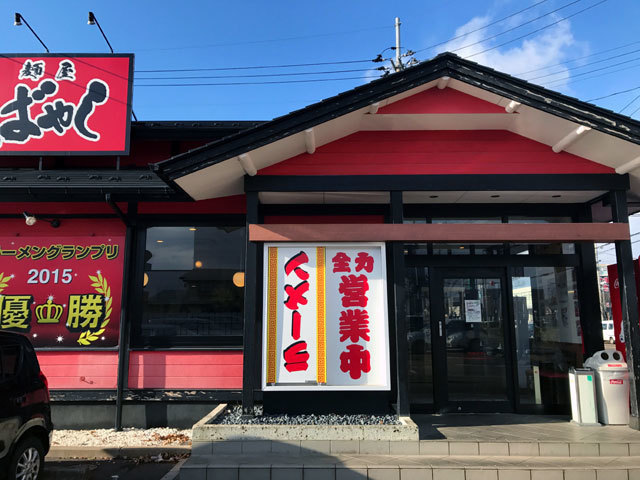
[{"left": 0, "top": 331, "right": 52, "bottom": 480}]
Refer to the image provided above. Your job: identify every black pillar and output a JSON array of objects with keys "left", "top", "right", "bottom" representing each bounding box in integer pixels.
[
  {"left": 390, "top": 191, "right": 410, "bottom": 416},
  {"left": 242, "top": 191, "right": 259, "bottom": 416},
  {"left": 576, "top": 205, "right": 604, "bottom": 357},
  {"left": 610, "top": 190, "right": 640, "bottom": 429},
  {"left": 115, "top": 202, "right": 137, "bottom": 430}
]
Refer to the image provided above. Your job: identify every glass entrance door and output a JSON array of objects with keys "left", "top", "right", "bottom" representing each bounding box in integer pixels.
[{"left": 432, "top": 268, "right": 514, "bottom": 412}]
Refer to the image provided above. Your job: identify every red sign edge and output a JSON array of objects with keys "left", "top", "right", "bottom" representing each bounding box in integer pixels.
[{"left": 0, "top": 52, "right": 134, "bottom": 156}]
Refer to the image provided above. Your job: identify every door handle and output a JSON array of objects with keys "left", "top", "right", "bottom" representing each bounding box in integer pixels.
[{"left": 439, "top": 322, "right": 443, "bottom": 336}]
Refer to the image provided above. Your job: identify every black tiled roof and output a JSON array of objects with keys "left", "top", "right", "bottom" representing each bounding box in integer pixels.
[{"left": 152, "top": 52, "right": 640, "bottom": 181}]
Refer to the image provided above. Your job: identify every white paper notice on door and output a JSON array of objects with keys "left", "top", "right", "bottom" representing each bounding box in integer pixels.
[{"left": 464, "top": 300, "right": 482, "bottom": 323}]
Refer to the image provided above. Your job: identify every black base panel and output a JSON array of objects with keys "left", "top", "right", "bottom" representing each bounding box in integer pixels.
[{"left": 263, "top": 391, "right": 392, "bottom": 415}]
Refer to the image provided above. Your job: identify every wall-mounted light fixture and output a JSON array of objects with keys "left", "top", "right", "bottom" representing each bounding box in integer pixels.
[{"left": 23, "top": 211, "right": 60, "bottom": 228}]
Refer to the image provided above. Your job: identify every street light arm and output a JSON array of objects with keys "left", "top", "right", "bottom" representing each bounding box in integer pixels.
[{"left": 14, "top": 13, "right": 50, "bottom": 53}]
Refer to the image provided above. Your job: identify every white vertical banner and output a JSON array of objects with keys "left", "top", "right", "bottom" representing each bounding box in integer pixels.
[{"left": 262, "top": 242, "right": 389, "bottom": 391}]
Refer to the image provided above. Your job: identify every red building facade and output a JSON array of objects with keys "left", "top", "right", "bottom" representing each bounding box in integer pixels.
[{"left": 3, "top": 53, "right": 640, "bottom": 427}]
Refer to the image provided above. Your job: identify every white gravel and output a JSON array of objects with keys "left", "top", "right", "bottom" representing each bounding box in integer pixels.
[{"left": 51, "top": 427, "right": 192, "bottom": 447}]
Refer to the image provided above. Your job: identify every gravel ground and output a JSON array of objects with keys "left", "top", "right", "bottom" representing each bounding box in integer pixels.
[
  {"left": 52, "top": 427, "right": 192, "bottom": 447},
  {"left": 215, "top": 405, "right": 400, "bottom": 425}
]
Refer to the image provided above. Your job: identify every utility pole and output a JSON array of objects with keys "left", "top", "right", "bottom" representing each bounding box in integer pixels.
[{"left": 393, "top": 17, "right": 403, "bottom": 72}]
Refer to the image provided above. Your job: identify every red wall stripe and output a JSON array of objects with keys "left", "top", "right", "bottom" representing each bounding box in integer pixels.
[
  {"left": 127, "top": 351, "right": 243, "bottom": 389},
  {"left": 258, "top": 130, "right": 614, "bottom": 176},
  {"left": 37, "top": 351, "right": 118, "bottom": 390}
]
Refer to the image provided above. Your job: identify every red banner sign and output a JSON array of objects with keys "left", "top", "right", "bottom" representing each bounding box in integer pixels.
[
  {"left": 0, "top": 54, "right": 133, "bottom": 155},
  {"left": 0, "top": 230, "right": 125, "bottom": 348}
]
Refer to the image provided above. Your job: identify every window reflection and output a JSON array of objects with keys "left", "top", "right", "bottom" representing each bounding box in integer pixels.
[
  {"left": 512, "top": 267, "right": 582, "bottom": 409},
  {"left": 138, "top": 226, "right": 245, "bottom": 346}
]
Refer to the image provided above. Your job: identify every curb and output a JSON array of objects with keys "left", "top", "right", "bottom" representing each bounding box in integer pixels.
[
  {"left": 46, "top": 445, "right": 191, "bottom": 459},
  {"left": 160, "top": 458, "right": 188, "bottom": 480}
]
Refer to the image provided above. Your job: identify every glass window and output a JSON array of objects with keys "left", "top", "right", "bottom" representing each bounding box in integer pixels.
[
  {"left": 136, "top": 226, "right": 245, "bottom": 347},
  {"left": 405, "top": 267, "right": 432, "bottom": 404},
  {"left": 511, "top": 267, "right": 582, "bottom": 408}
]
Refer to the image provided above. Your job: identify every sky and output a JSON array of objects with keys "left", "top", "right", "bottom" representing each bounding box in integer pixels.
[
  {"left": 4, "top": 0, "right": 640, "bottom": 263},
  {"left": 2, "top": 0, "right": 640, "bottom": 121}
]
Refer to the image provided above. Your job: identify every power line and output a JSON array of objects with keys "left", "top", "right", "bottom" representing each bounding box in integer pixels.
[
  {"left": 523, "top": 48, "right": 640, "bottom": 82},
  {"left": 587, "top": 86, "right": 640, "bottom": 103},
  {"left": 515, "top": 40, "right": 640, "bottom": 76},
  {"left": 447, "top": 0, "right": 582, "bottom": 56},
  {"left": 135, "top": 59, "right": 375, "bottom": 73},
  {"left": 619, "top": 93, "right": 640, "bottom": 113},
  {"left": 464, "top": 0, "right": 608, "bottom": 59},
  {"left": 415, "top": 0, "right": 551, "bottom": 53},
  {"left": 136, "top": 67, "right": 375, "bottom": 81},
  {"left": 530, "top": 55, "right": 640, "bottom": 85},
  {"left": 134, "top": 76, "right": 369, "bottom": 87},
  {"left": 545, "top": 60, "right": 640, "bottom": 89}
]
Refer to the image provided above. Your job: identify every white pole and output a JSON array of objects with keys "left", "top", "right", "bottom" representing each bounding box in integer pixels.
[{"left": 395, "top": 17, "right": 402, "bottom": 71}]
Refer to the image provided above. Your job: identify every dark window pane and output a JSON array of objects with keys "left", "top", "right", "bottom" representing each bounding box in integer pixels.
[
  {"left": 1, "top": 345, "right": 20, "bottom": 378},
  {"left": 139, "top": 226, "right": 245, "bottom": 346}
]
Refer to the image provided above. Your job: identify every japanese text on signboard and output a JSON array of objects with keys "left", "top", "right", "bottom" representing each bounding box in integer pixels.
[
  {"left": 262, "top": 243, "right": 389, "bottom": 391},
  {"left": 0, "top": 55, "right": 132, "bottom": 154},
  {"left": 0, "top": 235, "right": 124, "bottom": 348}
]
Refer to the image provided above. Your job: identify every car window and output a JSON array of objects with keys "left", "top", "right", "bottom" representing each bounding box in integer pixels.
[{"left": 1, "top": 344, "right": 20, "bottom": 380}]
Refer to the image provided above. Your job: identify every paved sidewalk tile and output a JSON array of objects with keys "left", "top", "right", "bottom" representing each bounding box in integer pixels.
[
  {"left": 596, "top": 470, "right": 628, "bottom": 480},
  {"left": 508, "top": 443, "right": 539, "bottom": 456},
  {"left": 465, "top": 470, "right": 498, "bottom": 480},
  {"left": 531, "top": 471, "right": 562, "bottom": 480},
  {"left": 400, "top": 468, "right": 432, "bottom": 480},
  {"left": 497, "top": 470, "right": 530, "bottom": 480},
  {"left": 368, "top": 467, "right": 400, "bottom": 480},
  {"left": 564, "top": 470, "right": 596, "bottom": 480},
  {"left": 448, "top": 442, "right": 478, "bottom": 455},
  {"left": 433, "top": 470, "right": 464, "bottom": 480},
  {"left": 479, "top": 443, "right": 509, "bottom": 456},
  {"left": 419, "top": 442, "right": 449, "bottom": 456},
  {"left": 569, "top": 443, "right": 599, "bottom": 457},
  {"left": 336, "top": 467, "right": 367, "bottom": 480},
  {"left": 538, "top": 443, "right": 569, "bottom": 457},
  {"left": 599, "top": 443, "right": 630, "bottom": 456}
]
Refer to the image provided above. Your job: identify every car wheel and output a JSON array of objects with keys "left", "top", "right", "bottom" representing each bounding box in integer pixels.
[{"left": 8, "top": 436, "right": 44, "bottom": 480}]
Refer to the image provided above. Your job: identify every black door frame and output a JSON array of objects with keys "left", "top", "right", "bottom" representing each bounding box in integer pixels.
[{"left": 429, "top": 266, "right": 516, "bottom": 413}]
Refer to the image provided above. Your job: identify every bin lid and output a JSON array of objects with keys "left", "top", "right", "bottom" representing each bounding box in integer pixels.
[{"left": 584, "top": 350, "right": 628, "bottom": 370}]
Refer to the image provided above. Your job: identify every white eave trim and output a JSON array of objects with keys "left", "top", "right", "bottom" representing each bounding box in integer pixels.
[
  {"left": 237, "top": 153, "right": 257, "bottom": 176},
  {"left": 552, "top": 125, "right": 591, "bottom": 153},
  {"left": 617, "top": 156, "right": 640, "bottom": 174}
]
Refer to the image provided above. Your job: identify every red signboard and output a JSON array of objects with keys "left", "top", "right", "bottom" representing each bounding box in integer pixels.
[
  {"left": 607, "top": 260, "right": 640, "bottom": 360},
  {"left": 0, "top": 219, "right": 125, "bottom": 348},
  {"left": 0, "top": 54, "right": 133, "bottom": 155}
]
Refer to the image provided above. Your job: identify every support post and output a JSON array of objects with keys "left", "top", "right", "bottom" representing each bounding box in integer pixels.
[
  {"left": 114, "top": 202, "right": 137, "bottom": 430},
  {"left": 390, "top": 191, "right": 410, "bottom": 416},
  {"left": 576, "top": 205, "right": 604, "bottom": 357},
  {"left": 610, "top": 190, "right": 640, "bottom": 429},
  {"left": 242, "top": 191, "right": 259, "bottom": 417}
]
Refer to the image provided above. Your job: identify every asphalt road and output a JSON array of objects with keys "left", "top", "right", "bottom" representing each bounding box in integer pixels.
[{"left": 41, "top": 458, "right": 176, "bottom": 479}]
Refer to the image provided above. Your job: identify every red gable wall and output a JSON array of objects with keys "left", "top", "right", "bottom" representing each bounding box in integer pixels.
[
  {"left": 258, "top": 130, "right": 614, "bottom": 176},
  {"left": 377, "top": 88, "right": 507, "bottom": 114}
]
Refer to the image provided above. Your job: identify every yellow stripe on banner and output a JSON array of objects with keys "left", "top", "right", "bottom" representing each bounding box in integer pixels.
[
  {"left": 316, "top": 247, "right": 327, "bottom": 384},
  {"left": 266, "top": 247, "right": 279, "bottom": 384}
]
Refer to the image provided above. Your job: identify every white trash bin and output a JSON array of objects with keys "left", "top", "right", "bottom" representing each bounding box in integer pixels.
[
  {"left": 584, "top": 350, "right": 630, "bottom": 425},
  {"left": 568, "top": 367, "right": 599, "bottom": 425}
]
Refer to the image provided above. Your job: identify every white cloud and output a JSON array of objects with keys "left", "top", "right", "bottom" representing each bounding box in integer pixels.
[{"left": 436, "top": 11, "right": 586, "bottom": 90}]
